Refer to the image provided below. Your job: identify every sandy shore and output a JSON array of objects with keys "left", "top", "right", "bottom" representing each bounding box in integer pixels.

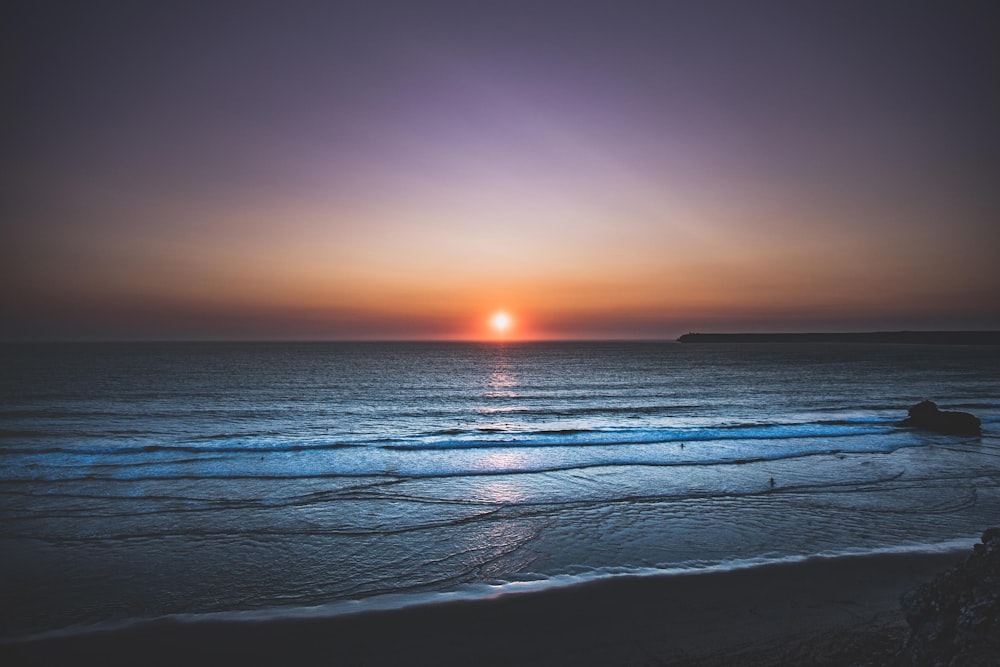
[{"left": 3, "top": 549, "right": 966, "bottom": 666}]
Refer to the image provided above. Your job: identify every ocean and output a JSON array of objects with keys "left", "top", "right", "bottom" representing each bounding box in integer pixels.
[{"left": 2, "top": 341, "right": 998, "bottom": 639}]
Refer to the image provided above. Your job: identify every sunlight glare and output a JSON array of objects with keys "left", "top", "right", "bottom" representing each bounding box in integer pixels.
[{"left": 490, "top": 310, "right": 513, "bottom": 336}]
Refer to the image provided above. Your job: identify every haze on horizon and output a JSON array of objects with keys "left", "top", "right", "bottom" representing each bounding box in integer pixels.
[{"left": 4, "top": 1, "right": 998, "bottom": 341}]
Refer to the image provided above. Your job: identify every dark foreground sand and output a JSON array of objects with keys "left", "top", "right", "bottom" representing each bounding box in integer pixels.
[{"left": 3, "top": 550, "right": 965, "bottom": 667}]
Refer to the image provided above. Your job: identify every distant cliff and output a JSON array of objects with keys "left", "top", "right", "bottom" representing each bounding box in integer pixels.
[{"left": 676, "top": 331, "right": 1000, "bottom": 345}]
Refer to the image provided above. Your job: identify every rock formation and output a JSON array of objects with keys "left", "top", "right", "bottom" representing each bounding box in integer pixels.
[
  {"left": 899, "top": 400, "right": 981, "bottom": 436},
  {"left": 897, "top": 528, "right": 1000, "bottom": 666}
]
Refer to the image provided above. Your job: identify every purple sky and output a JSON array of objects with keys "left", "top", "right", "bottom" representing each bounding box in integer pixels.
[{"left": 4, "top": 1, "right": 998, "bottom": 340}]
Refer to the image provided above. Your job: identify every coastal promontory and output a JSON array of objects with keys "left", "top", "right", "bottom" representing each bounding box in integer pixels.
[{"left": 677, "top": 332, "right": 1000, "bottom": 345}]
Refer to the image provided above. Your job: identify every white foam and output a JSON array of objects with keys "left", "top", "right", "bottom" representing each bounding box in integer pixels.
[{"left": 7, "top": 535, "right": 976, "bottom": 644}]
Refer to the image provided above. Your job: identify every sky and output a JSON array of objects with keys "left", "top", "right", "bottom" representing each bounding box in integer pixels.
[{"left": 3, "top": 0, "right": 998, "bottom": 341}]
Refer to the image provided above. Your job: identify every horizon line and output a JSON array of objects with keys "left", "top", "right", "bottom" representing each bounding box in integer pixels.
[{"left": 4, "top": 329, "right": 999, "bottom": 345}]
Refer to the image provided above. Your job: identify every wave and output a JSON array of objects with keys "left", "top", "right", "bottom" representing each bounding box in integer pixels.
[
  {"left": 0, "top": 438, "right": 926, "bottom": 483},
  {"left": 0, "top": 417, "right": 901, "bottom": 458},
  {"left": 0, "top": 441, "right": 365, "bottom": 456},
  {"left": 0, "top": 429, "right": 51, "bottom": 438},
  {"left": 392, "top": 419, "right": 897, "bottom": 451},
  {"left": 0, "top": 420, "right": 908, "bottom": 467},
  {"left": 422, "top": 426, "right": 594, "bottom": 439},
  {"left": 475, "top": 404, "right": 705, "bottom": 418},
  {"left": 4, "top": 535, "right": 976, "bottom": 644}
]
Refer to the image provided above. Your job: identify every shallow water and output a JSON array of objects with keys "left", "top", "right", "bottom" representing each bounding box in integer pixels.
[{"left": 2, "top": 341, "right": 998, "bottom": 637}]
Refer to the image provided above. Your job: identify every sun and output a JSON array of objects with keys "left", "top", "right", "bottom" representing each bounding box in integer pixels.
[{"left": 490, "top": 310, "right": 513, "bottom": 336}]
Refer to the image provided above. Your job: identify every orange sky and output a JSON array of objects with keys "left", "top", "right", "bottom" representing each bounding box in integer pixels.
[{"left": 4, "top": 2, "right": 998, "bottom": 340}]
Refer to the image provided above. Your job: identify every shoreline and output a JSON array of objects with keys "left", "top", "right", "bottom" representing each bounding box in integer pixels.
[
  {"left": 3, "top": 539, "right": 975, "bottom": 643},
  {"left": 4, "top": 547, "right": 969, "bottom": 666}
]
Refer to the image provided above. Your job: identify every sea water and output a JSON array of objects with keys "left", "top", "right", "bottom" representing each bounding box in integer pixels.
[{"left": 1, "top": 341, "right": 998, "bottom": 637}]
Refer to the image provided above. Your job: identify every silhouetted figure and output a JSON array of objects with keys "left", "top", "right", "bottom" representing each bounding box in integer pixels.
[{"left": 769, "top": 477, "right": 776, "bottom": 488}]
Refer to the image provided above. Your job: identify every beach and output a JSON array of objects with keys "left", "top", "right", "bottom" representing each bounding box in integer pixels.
[{"left": 3, "top": 548, "right": 965, "bottom": 666}]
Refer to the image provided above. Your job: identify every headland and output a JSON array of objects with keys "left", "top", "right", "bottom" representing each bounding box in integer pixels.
[{"left": 677, "top": 331, "right": 1000, "bottom": 345}]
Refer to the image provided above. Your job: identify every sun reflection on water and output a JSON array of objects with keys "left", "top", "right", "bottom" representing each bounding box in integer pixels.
[
  {"left": 484, "top": 352, "right": 519, "bottom": 400},
  {"left": 467, "top": 350, "right": 534, "bottom": 492},
  {"left": 470, "top": 474, "right": 530, "bottom": 504}
]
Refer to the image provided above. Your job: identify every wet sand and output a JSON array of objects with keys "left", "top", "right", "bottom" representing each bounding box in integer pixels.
[{"left": 3, "top": 549, "right": 965, "bottom": 666}]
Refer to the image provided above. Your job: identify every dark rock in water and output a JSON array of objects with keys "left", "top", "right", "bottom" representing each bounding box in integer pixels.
[
  {"left": 898, "top": 400, "right": 981, "bottom": 436},
  {"left": 897, "top": 528, "right": 1000, "bottom": 666}
]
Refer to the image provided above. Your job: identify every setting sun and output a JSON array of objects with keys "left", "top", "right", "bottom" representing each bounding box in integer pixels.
[{"left": 490, "top": 310, "right": 513, "bottom": 336}]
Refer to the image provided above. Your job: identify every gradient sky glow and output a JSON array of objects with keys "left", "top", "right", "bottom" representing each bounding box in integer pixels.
[{"left": 4, "top": 1, "right": 999, "bottom": 340}]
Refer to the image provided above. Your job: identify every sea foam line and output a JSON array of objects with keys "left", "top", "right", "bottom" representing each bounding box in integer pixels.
[{"left": 2, "top": 536, "right": 976, "bottom": 644}]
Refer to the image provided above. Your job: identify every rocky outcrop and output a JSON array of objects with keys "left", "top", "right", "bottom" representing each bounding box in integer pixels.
[
  {"left": 897, "top": 528, "right": 1000, "bottom": 666},
  {"left": 899, "top": 400, "right": 981, "bottom": 436}
]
